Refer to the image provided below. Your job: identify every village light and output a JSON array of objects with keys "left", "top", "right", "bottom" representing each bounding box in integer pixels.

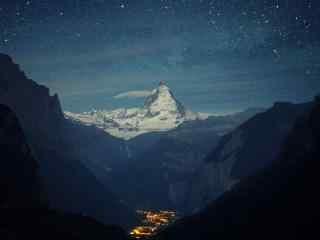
[{"left": 129, "top": 210, "right": 177, "bottom": 239}]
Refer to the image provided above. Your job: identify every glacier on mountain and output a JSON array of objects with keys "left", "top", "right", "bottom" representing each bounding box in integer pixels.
[{"left": 65, "top": 82, "right": 209, "bottom": 140}]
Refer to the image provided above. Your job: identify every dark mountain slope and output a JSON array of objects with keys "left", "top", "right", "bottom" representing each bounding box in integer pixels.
[
  {"left": 111, "top": 108, "right": 262, "bottom": 213},
  {"left": 0, "top": 104, "right": 127, "bottom": 240},
  {"left": 0, "top": 104, "right": 45, "bottom": 208},
  {"left": 0, "top": 53, "right": 136, "bottom": 228},
  {"left": 209, "top": 101, "right": 312, "bottom": 179},
  {"left": 185, "top": 101, "right": 311, "bottom": 213},
  {"left": 64, "top": 121, "right": 129, "bottom": 186},
  {"left": 119, "top": 130, "right": 221, "bottom": 211},
  {"left": 0, "top": 208, "right": 128, "bottom": 240},
  {"left": 154, "top": 97, "right": 320, "bottom": 240}
]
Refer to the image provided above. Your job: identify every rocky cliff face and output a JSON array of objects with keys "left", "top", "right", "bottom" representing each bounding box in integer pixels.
[
  {"left": 184, "top": 101, "right": 312, "bottom": 213},
  {"left": 0, "top": 54, "right": 64, "bottom": 148},
  {"left": 143, "top": 82, "right": 186, "bottom": 118}
]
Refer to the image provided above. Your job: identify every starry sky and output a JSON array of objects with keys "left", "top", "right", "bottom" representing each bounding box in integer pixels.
[{"left": 1, "top": 0, "right": 320, "bottom": 114}]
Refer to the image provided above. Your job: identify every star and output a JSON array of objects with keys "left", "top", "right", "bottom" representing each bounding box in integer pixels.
[
  {"left": 305, "top": 69, "right": 311, "bottom": 75},
  {"left": 120, "top": 4, "right": 126, "bottom": 9},
  {"left": 272, "top": 48, "right": 280, "bottom": 58}
]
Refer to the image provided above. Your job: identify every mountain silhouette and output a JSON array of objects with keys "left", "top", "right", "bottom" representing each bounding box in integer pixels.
[
  {"left": 0, "top": 104, "right": 128, "bottom": 240},
  {"left": 185, "top": 101, "right": 312, "bottom": 213},
  {"left": 0, "top": 53, "right": 137, "bottom": 228},
  {"left": 154, "top": 97, "right": 320, "bottom": 240}
]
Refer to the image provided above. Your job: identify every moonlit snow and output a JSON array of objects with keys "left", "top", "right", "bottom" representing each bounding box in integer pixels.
[{"left": 65, "top": 82, "right": 209, "bottom": 140}]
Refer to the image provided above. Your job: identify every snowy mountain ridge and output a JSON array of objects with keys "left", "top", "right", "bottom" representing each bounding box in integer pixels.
[{"left": 65, "top": 82, "right": 209, "bottom": 140}]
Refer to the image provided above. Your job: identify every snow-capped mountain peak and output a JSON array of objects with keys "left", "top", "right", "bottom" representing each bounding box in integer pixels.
[
  {"left": 65, "top": 82, "right": 207, "bottom": 140},
  {"left": 143, "top": 81, "right": 186, "bottom": 118}
]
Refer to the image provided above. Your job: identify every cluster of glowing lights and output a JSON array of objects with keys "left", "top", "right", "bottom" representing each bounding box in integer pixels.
[{"left": 130, "top": 210, "right": 176, "bottom": 239}]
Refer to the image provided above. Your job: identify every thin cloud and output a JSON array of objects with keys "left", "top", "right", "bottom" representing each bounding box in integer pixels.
[{"left": 113, "top": 90, "right": 153, "bottom": 99}]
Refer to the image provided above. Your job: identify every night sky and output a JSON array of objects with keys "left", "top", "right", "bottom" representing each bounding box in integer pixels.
[{"left": 1, "top": 0, "right": 320, "bottom": 114}]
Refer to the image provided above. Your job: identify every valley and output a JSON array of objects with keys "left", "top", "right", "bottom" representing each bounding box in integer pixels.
[
  {"left": 1, "top": 1, "right": 319, "bottom": 239},
  {"left": 1, "top": 42, "right": 319, "bottom": 240},
  {"left": 130, "top": 210, "right": 177, "bottom": 239}
]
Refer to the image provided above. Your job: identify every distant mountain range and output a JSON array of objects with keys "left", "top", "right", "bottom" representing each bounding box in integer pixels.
[{"left": 65, "top": 82, "right": 210, "bottom": 140}]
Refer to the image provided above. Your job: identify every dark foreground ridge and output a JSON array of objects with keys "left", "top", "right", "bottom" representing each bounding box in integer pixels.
[
  {"left": 154, "top": 97, "right": 320, "bottom": 240},
  {"left": 0, "top": 53, "right": 138, "bottom": 228},
  {"left": 0, "top": 104, "right": 128, "bottom": 240}
]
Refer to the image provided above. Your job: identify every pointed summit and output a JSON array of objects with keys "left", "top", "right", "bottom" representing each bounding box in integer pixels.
[
  {"left": 65, "top": 81, "right": 204, "bottom": 140},
  {"left": 144, "top": 82, "right": 186, "bottom": 118}
]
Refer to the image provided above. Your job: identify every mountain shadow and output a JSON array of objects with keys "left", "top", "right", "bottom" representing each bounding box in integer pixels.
[
  {"left": 0, "top": 53, "right": 137, "bottom": 228},
  {"left": 0, "top": 104, "right": 128, "bottom": 240},
  {"left": 185, "top": 100, "right": 312, "bottom": 213},
  {"left": 154, "top": 96, "right": 320, "bottom": 240}
]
